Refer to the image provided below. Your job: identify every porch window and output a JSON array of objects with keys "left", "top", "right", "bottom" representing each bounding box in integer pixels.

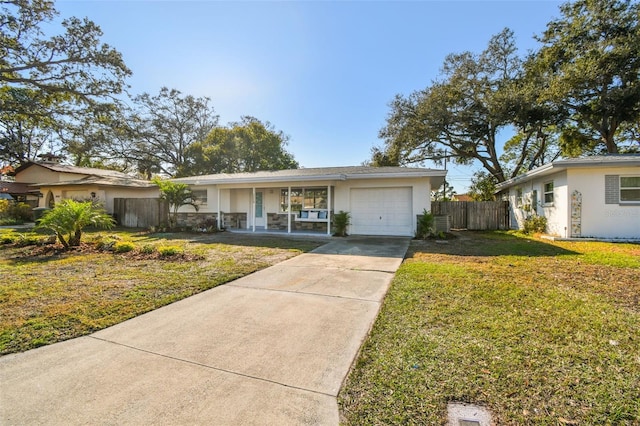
[
  {"left": 280, "top": 187, "right": 328, "bottom": 212},
  {"left": 281, "top": 188, "right": 302, "bottom": 212},
  {"left": 620, "top": 176, "right": 640, "bottom": 202},
  {"left": 304, "top": 188, "right": 328, "bottom": 209},
  {"left": 543, "top": 181, "right": 554, "bottom": 204}
]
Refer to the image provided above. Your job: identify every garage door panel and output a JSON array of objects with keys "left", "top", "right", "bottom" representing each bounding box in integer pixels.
[{"left": 350, "top": 188, "right": 413, "bottom": 236}]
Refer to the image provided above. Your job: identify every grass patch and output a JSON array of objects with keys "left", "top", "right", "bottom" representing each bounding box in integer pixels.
[
  {"left": 0, "top": 228, "right": 325, "bottom": 355},
  {"left": 339, "top": 232, "right": 640, "bottom": 425}
]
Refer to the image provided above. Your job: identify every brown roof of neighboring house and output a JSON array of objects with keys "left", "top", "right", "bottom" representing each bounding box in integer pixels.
[
  {"left": 0, "top": 181, "right": 31, "bottom": 195},
  {"left": 14, "top": 162, "right": 135, "bottom": 179},
  {"left": 31, "top": 176, "right": 156, "bottom": 189}
]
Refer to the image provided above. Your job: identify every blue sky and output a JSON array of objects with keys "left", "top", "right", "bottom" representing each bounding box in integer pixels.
[{"left": 57, "top": 0, "right": 562, "bottom": 192}]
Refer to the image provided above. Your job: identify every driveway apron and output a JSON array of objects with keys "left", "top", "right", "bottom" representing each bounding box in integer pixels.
[{"left": 0, "top": 236, "right": 409, "bottom": 425}]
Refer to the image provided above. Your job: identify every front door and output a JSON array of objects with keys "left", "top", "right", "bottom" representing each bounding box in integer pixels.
[{"left": 254, "top": 191, "right": 265, "bottom": 227}]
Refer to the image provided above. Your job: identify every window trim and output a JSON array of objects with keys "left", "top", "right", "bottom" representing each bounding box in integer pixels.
[
  {"left": 190, "top": 189, "right": 208, "bottom": 206},
  {"left": 280, "top": 187, "right": 328, "bottom": 213},
  {"left": 619, "top": 175, "right": 640, "bottom": 204},
  {"left": 543, "top": 181, "right": 554, "bottom": 205}
]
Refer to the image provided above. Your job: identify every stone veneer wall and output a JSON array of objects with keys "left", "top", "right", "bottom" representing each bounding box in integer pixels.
[
  {"left": 222, "top": 212, "right": 247, "bottom": 229},
  {"left": 176, "top": 212, "right": 328, "bottom": 232},
  {"left": 268, "top": 213, "right": 289, "bottom": 230},
  {"left": 175, "top": 212, "right": 247, "bottom": 230},
  {"left": 175, "top": 212, "right": 218, "bottom": 228}
]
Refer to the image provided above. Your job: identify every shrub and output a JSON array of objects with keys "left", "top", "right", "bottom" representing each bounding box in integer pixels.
[
  {"left": 90, "top": 234, "right": 121, "bottom": 251},
  {"left": 0, "top": 199, "right": 10, "bottom": 217},
  {"left": 1, "top": 234, "right": 16, "bottom": 244},
  {"left": 333, "top": 211, "right": 351, "bottom": 237},
  {"left": 140, "top": 244, "right": 155, "bottom": 254},
  {"left": 113, "top": 241, "right": 135, "bottom": 253},
  {"left": 11, "top": 202, "right": 33, "bottom": 222},
  {"left": 158, "top": 245, "right": 183, "bottom": 256},
  {"left": 197, "top": 218, "right": 218, "bottom": 233},
  {"left": 0, "top": 200, "right": 33, "bottom": 223},
  {"left": 523, "top": 215, "right": 547, "bottom": 234},
  {"left": 416, "top": 210, "right": 435, "bottom": 239},
  {"left": 36, "top": 200, "right": 114, "bottom": 249},
  {"left": 15, "top": 233, "right": 43, "bottom": 247}
]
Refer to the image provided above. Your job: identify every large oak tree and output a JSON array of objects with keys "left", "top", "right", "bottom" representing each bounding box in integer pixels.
[
  {"left": 0, "top": 0, "right": 131, "bottom": 164},
  {"left": 533, "top": 0, "right": 640, "bottom": 154},
  {"left": 374, "top": 29, "right": 557, "bottom": 183}
]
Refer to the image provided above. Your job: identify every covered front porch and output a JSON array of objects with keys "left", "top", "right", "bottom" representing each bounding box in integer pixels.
[{"left": 216, "top": 185, "right": 334, "bottom": 236}]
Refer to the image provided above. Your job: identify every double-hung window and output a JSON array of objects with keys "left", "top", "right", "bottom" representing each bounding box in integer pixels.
[
  {"left": 543, "top": 181, "right": 554, "bottom": 205},
  {"left": 190, "top": 190, "right": 207, "bottom": 206},
  {"left": 620, "top": 176, "right": 640, "bottom": 203}
]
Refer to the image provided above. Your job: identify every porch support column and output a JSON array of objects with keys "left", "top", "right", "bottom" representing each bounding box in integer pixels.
[
  {"left": 287, "top": 186, "right": 292, "bottom": 234},
  {"left": 217, "top": 187, "right": 221, "bottom": 230},
  {"left": 327, "top": 185, "right": 332, "bottom": 235},
  {"left": 252, "top": 187, "right": 256, "bottom": 232}
]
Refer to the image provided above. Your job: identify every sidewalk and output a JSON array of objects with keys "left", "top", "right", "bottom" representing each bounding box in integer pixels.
[{"left": 0, "top": 236, "right": 409, "bottom": 425}]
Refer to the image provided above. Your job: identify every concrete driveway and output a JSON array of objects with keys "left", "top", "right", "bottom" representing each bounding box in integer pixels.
[{"left": 0, "top": 236, "right": 409, "bottom": 425}]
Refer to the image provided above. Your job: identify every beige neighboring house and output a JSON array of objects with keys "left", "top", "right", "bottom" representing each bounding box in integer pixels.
[{"left": 13, "top": 161, "right": 159, "bottom": 215}]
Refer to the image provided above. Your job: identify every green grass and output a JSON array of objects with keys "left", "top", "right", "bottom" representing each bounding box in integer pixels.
[
  {"left": 0, "top": 228, "right": 325, "bottom": 355},
  {"left": 339, "top": 232, "right": 640, "bottom": 425}
]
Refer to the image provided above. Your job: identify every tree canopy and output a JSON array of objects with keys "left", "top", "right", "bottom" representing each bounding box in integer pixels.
[
  {"left": 0, "top": 0, "right": 131, "bottom": 164},
  {"left": 375, "top": 29, "right": 556, "bottom": 183},
  {"left": 372, "top": 0, "right": 639, "bottom": 182},
  {"left": 124, "top": 88, "right": 219, "bottom": 177},
  {"left": 181, "top": 116, "right": 298, "bottom": 177},
  {"left": 533, "top": 0, "right": 640, "bottom": 155}
]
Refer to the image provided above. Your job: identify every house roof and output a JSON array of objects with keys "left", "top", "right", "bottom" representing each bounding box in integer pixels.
[
  {"left": 0, "top": 181, "right": 31, "bottom": 195},
  {"left": 496, "top": 155, "right": 640, "bottom": 192},
  {"left": 14, "top": 162, "right": 134, "bottom": 180},
  {"left": 172, "top": 166, "right": 447, "bottom": 186},
  {"left": 31, "top": 175, "right": 156, "bottom": 189}
]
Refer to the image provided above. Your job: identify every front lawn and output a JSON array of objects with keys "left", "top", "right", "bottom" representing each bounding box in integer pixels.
[
  {"left": 339, "top": 232, "right": 640, "bottom": 425},
  {"left": 0, "top": 228, "right": 325, "bottom": 355}
]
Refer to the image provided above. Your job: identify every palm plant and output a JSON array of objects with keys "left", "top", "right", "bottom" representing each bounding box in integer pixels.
[
  {"left": 36, "top": 199, "right": 115, "bottom": 248},
  {"left": 333, "top": 210, "right": 351, "bottom": 237},
  {"left": 152, "top": 178, "right": 199, "bottom": 229}
]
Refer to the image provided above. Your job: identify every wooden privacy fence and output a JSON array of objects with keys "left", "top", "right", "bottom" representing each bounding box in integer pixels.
[
  {"left": 114, "top": 198, "right": 168, "bottom": 228},
  {"left": 431, "top": 201, "right": 510, "bottom": 230}
]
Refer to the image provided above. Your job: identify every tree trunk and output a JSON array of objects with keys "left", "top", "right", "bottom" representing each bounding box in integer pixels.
[
  {"left": 603, "top": 133, "right": 618, "bottom": 154},
  {"left": 69, "top": 230, "right": 82, "bottom": 246},
  {"left": 57, "top": 232, "right": 69, "bottom": 249}
]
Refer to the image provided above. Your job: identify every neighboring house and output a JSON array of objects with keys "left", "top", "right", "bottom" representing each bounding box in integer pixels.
[
  {"left": 172, "top": 166, "right": 446, "bottom": 236},
  {"left": 0, "top": 181, "right": 33, "bottom": 203},
  {"left": 453, "top": 193, "right": 474, "bottom": 202},
  {"left": 13, "top": 161, "right": 159, "bottom": 215},
  {"left": 496, "top": 155, "right": 640, "bottom": 239}
]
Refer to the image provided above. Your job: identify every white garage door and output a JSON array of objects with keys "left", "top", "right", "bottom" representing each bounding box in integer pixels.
[{"left": 350, "top": 187, "right": 413, "bottom": 236}]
